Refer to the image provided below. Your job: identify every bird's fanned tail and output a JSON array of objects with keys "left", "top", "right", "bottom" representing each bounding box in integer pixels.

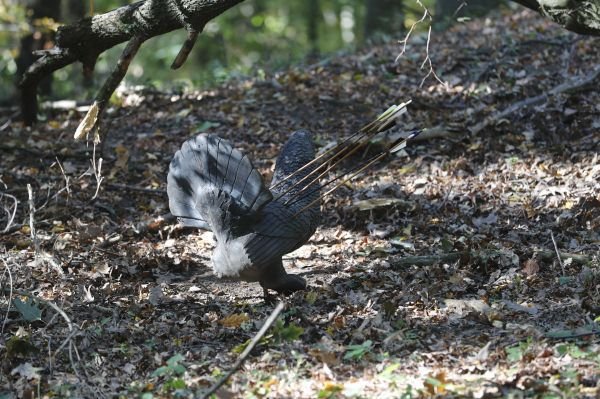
[
  {"left": 167, "top": 134, "right": 272, "bottom": 230},
  {"left": 166, "top": 131, "right": 319, "bottom": 294}
]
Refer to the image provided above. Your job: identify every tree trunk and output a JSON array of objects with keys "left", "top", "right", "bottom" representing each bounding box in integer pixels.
[
  {"left": 16, "top": 0, "right": 62, "bottom": 96},
  {"left": 306, "top": 0, "right": 320, "bottom": 56},
  {"left": 365, "top": 0, "right": 405, "bottom": 40}
]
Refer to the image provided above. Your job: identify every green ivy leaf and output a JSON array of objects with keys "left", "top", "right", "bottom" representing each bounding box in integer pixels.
[
  {"left": 164, "top": 378, "right": 186, "bottom": 390},
  {"left": 13, "top": 297, "right": 42, "bottom": 321},
  {"left": 273, "top": 319, "right": 304, "bottom": 342},
  {"left": 505, "top": 346, "right": 523, "bottom": 363},
  {"left": 344, "top": 340, "right": 373, "bottom": 361},
  {"left": 151, "top": 366, "right": 169, "bottom": 378},
  {"left": 166, "top": 353, "right": 184, "bottom": 367},
  {"left": 195, "top": 121, "right": 220, "bottom": 132}
]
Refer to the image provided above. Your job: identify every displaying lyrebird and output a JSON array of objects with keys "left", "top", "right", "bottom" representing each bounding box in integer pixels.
[{"left": 167, "top": 102, "right": 419, "bottom": 295}]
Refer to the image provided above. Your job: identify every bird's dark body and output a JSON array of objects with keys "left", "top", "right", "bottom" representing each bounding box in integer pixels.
[{"left": 167, "top": 130, "right": 320, "bottom": 294}]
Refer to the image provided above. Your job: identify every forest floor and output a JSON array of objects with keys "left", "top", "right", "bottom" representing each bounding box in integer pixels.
[{"left": 1, "top": 6, "right": 599, "bottom": 399}]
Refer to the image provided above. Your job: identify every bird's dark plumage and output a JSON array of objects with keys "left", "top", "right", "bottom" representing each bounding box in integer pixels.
[
  {"left": 167, "top": 130, "right": 320, "bottom": 294},
  {"left": 167, "top": 102, "right": 419, "bottom": 296}
]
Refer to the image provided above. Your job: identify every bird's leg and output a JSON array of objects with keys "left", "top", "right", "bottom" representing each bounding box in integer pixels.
[{"left": 262, "top": 286, "right": 277, "bottom": 304}]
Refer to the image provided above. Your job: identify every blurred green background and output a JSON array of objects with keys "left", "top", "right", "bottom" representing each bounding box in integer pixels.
[{"left": 0, "top": 0, "right": 501, "bottom": 105}]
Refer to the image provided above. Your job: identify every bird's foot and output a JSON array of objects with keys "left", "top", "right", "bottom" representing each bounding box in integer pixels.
[
  {"left": 262, "top": 287, "right": 277, "bottom": 304},
  {"left": 262, "top": 274, "right": 306, "bottom": 296}
]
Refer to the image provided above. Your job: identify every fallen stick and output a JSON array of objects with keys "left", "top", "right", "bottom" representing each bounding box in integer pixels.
[
  {"left": 201, "top": 301, "right": 286, "bottom": 399},
  {"left": 0, "top": 191, "right": 18, "bottom": 234},
  {"left": 391, "top": 249, "right": 592, "bottom": 268},
  {"left": 107, "top": 183, "right": 166, "bottom": 195},
  {"left": 1, "top": 258, "right": 14, "bottom": 334},
  {"left": 545, "top": 329, "right": 600, "bottom": 340},
  {"left": 550, "top": 231, "right": 566, "bottom": 275},
  {"left": 534, "top": 250, "right": 591, "bottom": 265},
  {"left": 470, "top": 65, "right": 600, "bottom": 135}
]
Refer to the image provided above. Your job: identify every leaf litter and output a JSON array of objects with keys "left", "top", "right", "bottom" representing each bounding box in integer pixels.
[{"left": 0, "top": 7, "right": 599, "bottom": 399}]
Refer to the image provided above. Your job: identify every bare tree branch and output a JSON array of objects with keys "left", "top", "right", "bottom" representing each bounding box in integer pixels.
[
  {"left": 19, "top": 0, "right": 245, "bottom": 128},
  {"left": 171, "top": 26, "right": 201, "bottom": 69},
  {"left": 0, "top": 192, "right": 18, "bottom": 234},
  {"left": 74, "top": 35, "right": 146, "bottom": 141},
  {"left": 395, "top": 1, "right": 447, "bottom": 88}
]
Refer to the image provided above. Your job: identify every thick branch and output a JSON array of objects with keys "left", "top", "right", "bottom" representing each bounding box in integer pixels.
[
  {"left": 510, "top": 0, "right": 600, "bottom": 36},
  {"left": 19, "top": 0, "right": 245, "bottom": 126},
  {"left": 510, "top": 0, "right": 542, "bottom": 12},
  {"left": 20, "top": 50, "right": 78, "bottom": 125}
]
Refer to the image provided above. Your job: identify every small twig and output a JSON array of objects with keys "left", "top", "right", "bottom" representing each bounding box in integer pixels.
[
  {"left": 452, "top": 1, "right": 468, "bottom": 17},
  {"left": 550, "top": 231, "right": 565, "bottom": 276},
  {"left": 419, "top": 25, "right": 447, "bottom": 88},
  {"left": 201, "top": 301, "right": 286, "bottom": 399},
  {"left": 54, "top": 157, "right": 72, "bottom": 200},
  {"left": 36, "top": 184, "right": 71, "bottom": 213},
  {"left": 395, "top": 5, "right": 429, "bottom": 61},
  {"left": 91, "top": 141, "right": 104, "bottom": 200},
  {"left": 54, "top": 325, "right": 79, "bottom": 357},
  {"left": 1, "top": 191, "right": 18, "bottom": 233},
  {"left": 45, "top": 300, "right": 77, "bottom": 356},
  {"left": 1, "top": 257, "right": 14, "bottom": 334},
  {"left": 393, "top": 1, "right": 445, "bottom": 88},
  {"left": 46, "top": 301, "right": 92, "bottom": 390},
  {"left": 27, "top": 184, "right": 40, "bottom": 258},
  {"left": 0, "top": 110, "right": 19, "bottom": 131}
]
